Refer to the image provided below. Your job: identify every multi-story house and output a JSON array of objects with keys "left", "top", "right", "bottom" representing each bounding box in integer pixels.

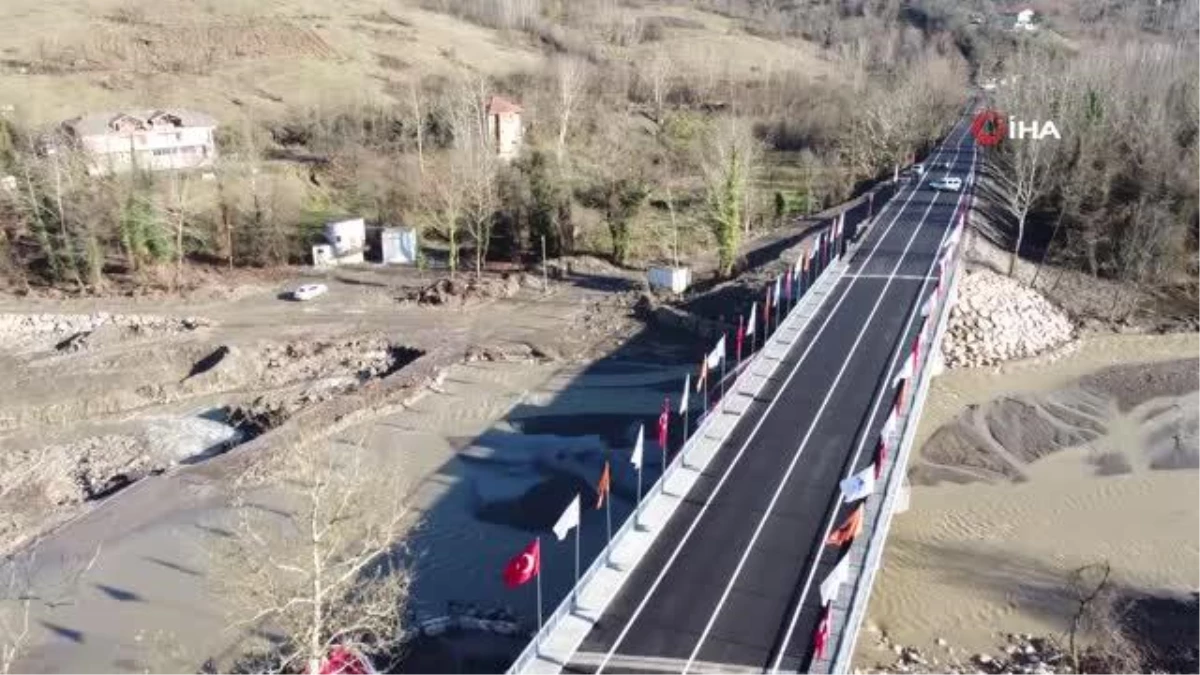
[{"left": 59, "top": 109, "right": 218, "bottom": 176}]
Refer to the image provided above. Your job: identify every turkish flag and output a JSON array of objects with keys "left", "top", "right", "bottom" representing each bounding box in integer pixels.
[
  {"left": 874, "top": 437, "right": 887, "bottom": 480},
  {"left": 502, "top": 539, "right": 540, "bottom": 589},
  {"left": 813, "top": 603, "right": 832, "bottom": 660}
]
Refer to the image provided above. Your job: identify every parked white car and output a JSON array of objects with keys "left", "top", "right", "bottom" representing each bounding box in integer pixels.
[
  {"left": 930, "top": 177, "right": 963, "bottom": 192},
  {"left": 291, "top": 283, "right": 328, "bottom": 301},
  {"left": 912, "top": 163, "right": 926, "bottom": 177}
]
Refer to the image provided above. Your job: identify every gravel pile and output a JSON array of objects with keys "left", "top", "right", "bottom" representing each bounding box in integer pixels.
[{"left": 943, "top": 270, "right": 1074, "bottom": 368}]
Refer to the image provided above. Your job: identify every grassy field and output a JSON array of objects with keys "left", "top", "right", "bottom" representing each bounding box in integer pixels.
[{"left": 0, "top": 0, "right": 839, "bottom": 129}]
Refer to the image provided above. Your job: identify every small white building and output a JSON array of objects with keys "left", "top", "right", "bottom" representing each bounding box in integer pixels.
[
  {"left": 323, "top": 218, "right": 366, "bottom": 265},
  {"left": 485, "top": 95, "right": 523, "bottom": 162},
  {"left": 1013, "top": 8, "right": 1037, "bottom": 31},
  {"left": 380, "top": 227, "right": 418, "bottom": 265},
  {"left": 60, "top": 109, "right": 218, "bottom": 176}
]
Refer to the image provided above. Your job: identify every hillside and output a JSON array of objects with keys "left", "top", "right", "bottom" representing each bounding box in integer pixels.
[{"left": 0, "top": 0, "right": 839, "bottom": 128}]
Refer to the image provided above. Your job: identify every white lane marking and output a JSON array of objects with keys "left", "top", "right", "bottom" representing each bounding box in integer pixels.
[
  {"left": 767, "top": 137, "right": 978, "bottom": 674},
  {"left": 591, "top": 121, "right": 966, "bottom": 674},
  {"left": 680, "top": 128, "right": 971, "bottom": 674},
  {"left": 842, "top": 274, "right": 936, "bottom": 281}
]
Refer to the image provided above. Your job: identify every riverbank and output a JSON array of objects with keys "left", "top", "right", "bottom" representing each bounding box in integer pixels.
[{"left": 853, "top": 332, "right": 1199, "bottom": 671}]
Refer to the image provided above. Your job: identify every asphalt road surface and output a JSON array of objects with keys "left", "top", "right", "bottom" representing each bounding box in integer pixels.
[{"left": 569, "top": 118, "right": 979, "bottom": 674}]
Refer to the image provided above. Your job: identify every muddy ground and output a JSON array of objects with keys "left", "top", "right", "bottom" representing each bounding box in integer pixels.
[{"left": 0, "top": 218, "right": 826, "bottom": 671}]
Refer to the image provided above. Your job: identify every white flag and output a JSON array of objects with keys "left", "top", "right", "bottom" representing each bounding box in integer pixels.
[
  {"left": 819, "top": 555, "right": 851, "bottom": 606},
  {"left": 552, "top": 495, "right": 580, "bottom": 541},
  {"left": 773, "top": 275, "right": 782, "bottom": 301},
  {"left": 631, "top": 424, "right": 644, "bottom": 469},
  {"left": 679, "top": 373, "right": 690, "bottom": 413},
  {"left": 746, "top": 302, "right": 757, "bottom": 336},
  {"left": 880, "top": 405, "right": 900, "bottom": 443},
  {"left": 706, "top": 335, "right": 726, "bottom": 369},
  {"left": 840, "top": 465, "right": 876, "bottom": 503},
  {"left": 920, "top": 292, "right": 936, "bottom": 318},
  {"left": 892, "top": 350, "right": 915, "bottom": 387}
]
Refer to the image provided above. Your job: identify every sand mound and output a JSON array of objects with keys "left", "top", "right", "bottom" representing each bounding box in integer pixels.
[
  {"left": 915, "top": 388, "right": 1107, "bottom": 486},
  {"left": 944, "top": 270, "right": 1074, "bottom": 368}
]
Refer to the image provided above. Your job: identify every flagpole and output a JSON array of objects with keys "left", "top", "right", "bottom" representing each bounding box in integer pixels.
[
  {"left": 573, "top": 522, "right": 580, "bottom": 610},
  {"left": 720, "top": 332, "right": 727, "bottom": 401},
  {"left": 535, "top": 535, "right": 543, "bottom": 636},
  {"left": 605, "top": 473, "right": 612, "bottom": 545}
]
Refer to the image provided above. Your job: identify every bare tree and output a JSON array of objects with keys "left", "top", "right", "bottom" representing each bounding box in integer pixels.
[
  {"left": 700, "top": 118, "right": 760, "bottom": 277},
  {"left": 215, "top": 437, "right": 413, "bottom": 674},
  {"left": 989, "top": 51, "right": 1063, "bottom": 278},
  {"left": 553, "top": 57, "right": 590, "bottom": 166},
  {"left": 645, "top": 51, "right": 674, "bottom": 129}
]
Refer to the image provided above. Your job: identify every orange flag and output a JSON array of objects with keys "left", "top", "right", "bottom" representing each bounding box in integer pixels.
[
  {"left": 826, "top": 504, "right": 864, "bottom": 547},
  {"left": 596, "top": 461, "right": 611, "bottom": 509}
]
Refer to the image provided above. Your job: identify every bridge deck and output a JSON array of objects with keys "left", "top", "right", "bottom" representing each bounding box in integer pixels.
[{"left": 570, "top": 121, "right": 978, "bottom": 674}]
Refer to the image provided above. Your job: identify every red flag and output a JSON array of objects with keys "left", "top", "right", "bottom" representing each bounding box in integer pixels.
[
  {"left": 813, "top": 603, "right": 832, "bottom": 659},
  {"left": 318, "top": 646, "right": 374, "bottom": 674},
  {"left": 596, "top": 461, "right": 611, "bottom": 509},
  {"left": 735, "top": 314, "right": 745, "bottom": 362},
  {"left": 785, "top": 266, "right": 793, "bottom": 303},
  {"left": 657, "top": 398, "right": 670, "bottom": 452},
  {"left": 502, "top": 539, "right": 540, "bottom": 589},
  {"left": 696, "top": 359, "right": 708, "bottom": 391}
]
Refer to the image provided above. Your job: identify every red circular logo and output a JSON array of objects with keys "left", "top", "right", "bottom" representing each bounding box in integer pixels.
[{"left": 970, "top": 109, "right": 1007, "bottom": 147}]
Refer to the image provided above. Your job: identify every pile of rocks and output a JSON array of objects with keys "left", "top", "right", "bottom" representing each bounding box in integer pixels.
[
  {"left": 401, "top": 274, "right": 525, "bottom": 307},
  {"left": 862, "top": 631, "right": 1071, "bottom": 674},
  {"left": 943, "top": 270, "right": 1074, "bottom": 368},
  {"left": 0, "top": 312, "right": 207, "bottom": 353}
]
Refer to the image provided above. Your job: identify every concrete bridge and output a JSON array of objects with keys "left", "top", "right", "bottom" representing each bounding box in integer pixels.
[{"left": 506, "top": 115, "right": 980, "bottom": 675}]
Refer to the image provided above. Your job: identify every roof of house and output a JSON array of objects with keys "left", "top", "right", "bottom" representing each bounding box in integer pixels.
[
  {"left": 63, "top": 109, "right": 218, "bottom": 136},
  {"left": 486, "top": 95, "right": 522, "bottom": 115}
]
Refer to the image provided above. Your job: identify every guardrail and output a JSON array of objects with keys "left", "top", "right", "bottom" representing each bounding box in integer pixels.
[
  {"left": 506, "top": 181, "right": 905, "bottom": 675},
  {"left": 821, "top": 194, "right": 973, "bottom": 674}
]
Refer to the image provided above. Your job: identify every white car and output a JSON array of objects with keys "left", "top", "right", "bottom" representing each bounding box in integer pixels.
[
  {"left": 930, "top": 177, "right": 963, "bottom": 192},
  {"left": 291, "top": 283, "right": 328, "bottom": 301},
  {"left": 912, "top": 163, "right": 926, "bottom": 177}
]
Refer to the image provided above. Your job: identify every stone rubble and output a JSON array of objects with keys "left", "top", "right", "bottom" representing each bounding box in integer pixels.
[
  {"left": 861, "top": 630, "right": 1072, "bottom": 674},
  {"left": 942, "top": 270, "right": 1074, "bottom": 368},
  {"left": 0, "top": 311, "right": 208, "bottom": 353}
]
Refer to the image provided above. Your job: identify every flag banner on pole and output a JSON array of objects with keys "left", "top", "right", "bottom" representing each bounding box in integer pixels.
[
  {"left": 706, "top": 335, "right": 726, "bottom": 369},
  {"left": 735, "top": 315, "right": 745, "bottom": 362},
  {"left": 813, "top": 603, "right": 832, "bottom": 660},
  {"left": 874, "top": 437, "right": 887, "bottom": 480},
  {"left": 826, "top": 504, "right": 865, "bottom": 548},
  {"left": 892, "top": 349, "right": 915, "bottom": 387},
  {"left": 631, "top": 424, "right": 645, "bottom": 469},
  {"left": 502, "top": 539, "right": 541, "bottom": 588},
  {"left": 920, "top": 291, "right": 936, "bottom": 317},
  {"left": 696, "top": 360, "right": 708, "bottom": 392},
  {"left": 819, "top": 555, "right": 851, "bottom": 606},
  {"left": 881, "top": 401, "right": 900, "bottom": 445},
  {"left": 657, "top": 398, "right": 670, "bottom": 452},
  {"left": 680, "top": 373, "right": 690, "bottom": 413},
  {"left": 784, "top": 267, "right": 792, "bottom": 304},
  {"left": 747, "top": 302, "right": 757, "bottom": 336},
  {"left": 765, "top": 283, "right": 773, "bottom": 314},
  {"left": 840, "top": 465, "right": 876, "bottom": 503},
  {"left": 595, "top": 462, "right": 611, "bottom": 509},
  {"left": 552, "top": 495, "right": 580, "bottom": 541}
]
